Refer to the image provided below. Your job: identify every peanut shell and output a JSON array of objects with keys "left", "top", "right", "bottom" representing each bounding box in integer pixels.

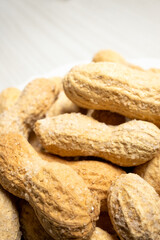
[
  {"left": 0, "top": 132, "right": 100, "bottom": 240},
  {"left": 107, "top": 173, "right": 160, "bottom": 240},
  {"left": 63, "top": 62, "right": 160, "bottom": 126},
  {"left": 0, "top": 78, "right": 56, "bottom": 138},
  {"left": 34, "top": 113, "right": 160, "bottom": 167}
]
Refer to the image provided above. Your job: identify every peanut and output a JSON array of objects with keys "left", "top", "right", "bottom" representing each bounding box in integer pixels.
[
  {"left": 0, "top": 87, "right": 21, "bottom": 113},
  {"left": 0, "top": 132, "right": 100, "bottom": 240},
  {"left": 134, "top": 154, "right": 160, "bottom": 195},
  {"left": 107, "top": 173, "right": 160, "bottom": 240},
  {"left": 63, "top": 62, "right": 160, "bottom": 126},
  {"left": 88, "top": 109, "right": 126, "bottom": 125},
  {"left": 0, "top": 78, "right": 56, "bottom": 138},
  {"left": 20, "top": 200, "right": 117, "bottom": 240},
  {"left": 0, "top": 185, "right": 21, "bottom": 240},
  {"left": 39, "top": 151, "right": 125, "bottom": 211},
  {"left": 34, "top": 113, "right": 160, "bottom": 167},
  {"left": 92, "top": 49, "right": 143, "bottom": 71}
]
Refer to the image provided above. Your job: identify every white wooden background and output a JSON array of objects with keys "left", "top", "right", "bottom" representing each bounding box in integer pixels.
[{"left": 0, "top": 0, "right": 160, "bottom": 91}]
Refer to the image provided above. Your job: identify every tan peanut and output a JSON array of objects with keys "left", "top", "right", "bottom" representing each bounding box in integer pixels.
[
  {"left": 134, "top": 154, "right": 160, "bottom": 195},
  {"left": 46, "top": 90, "right": 80, "bottom": 117},
  {"left": 107, "top": 173, "right": 160, "bottom": 240},
  {"left": 0, "top": 185, "right": 21, "bottom": 240},
  {"left": 88, "top": 109, "right": 126, "bottom": 125},
  {"left": 93, "top": 49, "right": 126, "bottom": 64},
  {"left": 93, "top": 50, "right": 160, "bottom": 74},
  {"left": 34, "top": 113, "right": 160, "bottom": 167},
  {"left": 39, "top": 151, "right": 125, "bottom": 211},
  {"left": 0, "top": 87, "right": 21, "bottom": 113},
  {"left": 63, "top": 62, "right": 160, "bottom": 126},
  {"left": 0, "top": 78, "right": 56, "bottom": 138},
  {"left": 92, "top": 49, "right": 143, "bottom": 71},
  {"left": 20, "top": 200, "right": 117, "bottom": 240},
  {"left": 0, "top": 132, "right": 100, "bottom": 240}
]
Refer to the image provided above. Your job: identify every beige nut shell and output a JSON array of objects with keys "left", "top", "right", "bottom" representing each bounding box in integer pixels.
[
  {"left": 0, "top": 78, "right": 56, "bottom": 138},
  {"left": 63, "top": 62, "right": 160, "bottom": 126},
  {"left": 0, "top": 132, "right": 99, "bottom": 240},
  {"left": 92, "top": 49, "right": 126, "bottom": 64},
  {"left": 34, "top": 113, "right": 160, "bottom": 167},
  {"left": 92, "top": 49, "right": 143, "bottom": 71},
  {"left": 107, "top": 173, "right": 160, "bottom": 240},
  {"left": 20, "top": 200, "right": 116, "bottom": 240}
]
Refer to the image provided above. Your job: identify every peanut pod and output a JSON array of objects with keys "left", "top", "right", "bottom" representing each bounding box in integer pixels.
[
  {"left": 63, "top": 62, "right": 160, "bottom": 126},
  {"left": 107, "top": 173, "right": 160, "bottom": 240},
  {"left": 0, "top": 132, "right": 100, "bottom": 240},
  {"left": 0, "top": 78, "right": 56, "bottom": 138},
  {"left": 92, "top": 49, "right": 143, "bottom": 71},
  {"left": 20, "top": 201, "right": 117, "bottom": 240},
  {"left": 34, "top": 113, "right": 160, "bottom": 167}
]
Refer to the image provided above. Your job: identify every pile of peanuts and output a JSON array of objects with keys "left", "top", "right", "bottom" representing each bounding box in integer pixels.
[{"left": 0, "top": 49, "right": 160, "bottom": 240}]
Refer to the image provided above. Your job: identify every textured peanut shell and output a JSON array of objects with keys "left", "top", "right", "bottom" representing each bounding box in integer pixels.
[
  {"left": 34, "top": 113, "right": 160, "bottom": 167},
  {"left": 92, "top": 49, "right": 143, "bottom": 71},
  {"left": 92, "top": 49, "right": 127, "bottom": 64},
  {"left": 20, "top": 201, "right": 116, "bottom": 240},
  {"left": 0, "top": 78, "right": 56, "bottom": 138},
  {"left": 63, "top": 62, "right": 160, "bottom": 126},
  {"left": 38, "top": 151, "right": 125, "bottom": 211},
  {"left": 19, "top": 200, "right": 53, "bottom": 240},
  {"left": 107, "top": 173, "right": 160, "bottom": 240},
  {"left": 88, "top": 109, "right": 125, "bottom": 125},
  {"left": 69, "top": 160, "right": 125, "bottom": 211},
  {"left": 0, "top": 87, "right": 21, "bottom": 113},
  {"left": 0, "top": 132, "right": 100, "bottom": 240},
  {"left": 134, "top": 154, "right": 160, "bottom": 195},
  {"left": 0, "top": 186, "right": 21, "bottom": 240},
  {"left": 46, "top": 90, "right": 80, "bottom": 117}
]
